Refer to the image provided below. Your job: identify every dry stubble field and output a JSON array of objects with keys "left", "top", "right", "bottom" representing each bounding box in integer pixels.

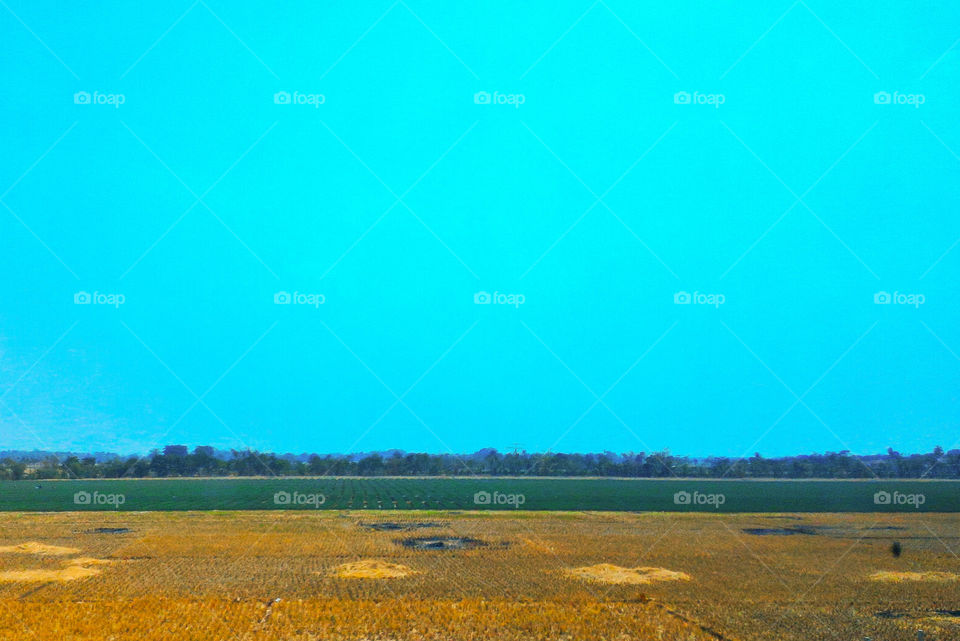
[{"left": 0, "top": 511, "right": 957, "bottom": 641}]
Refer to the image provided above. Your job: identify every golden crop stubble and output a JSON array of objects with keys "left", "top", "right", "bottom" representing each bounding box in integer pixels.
[{"left": 0, "top": 511, "right": 956, "bottom": 641}]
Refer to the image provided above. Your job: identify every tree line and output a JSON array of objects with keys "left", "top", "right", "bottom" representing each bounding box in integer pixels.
[{"left": 0, "top": 446, "right": 958, "bottom": 480}]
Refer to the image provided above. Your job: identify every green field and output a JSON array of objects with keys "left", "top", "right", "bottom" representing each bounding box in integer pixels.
[{"left": 1, "top": 477, "right": 957, "bottom": 511}]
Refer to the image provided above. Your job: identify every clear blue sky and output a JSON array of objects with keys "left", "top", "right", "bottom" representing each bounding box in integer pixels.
[{"left": 1, "top": 1, "right": 959, "bottom": 457}]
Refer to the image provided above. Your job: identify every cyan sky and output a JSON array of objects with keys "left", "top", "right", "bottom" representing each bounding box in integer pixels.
[{"left": 1, "top": 1, "right": 959, "bottom": 457}]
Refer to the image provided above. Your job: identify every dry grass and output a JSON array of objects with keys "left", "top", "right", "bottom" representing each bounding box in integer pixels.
[
  {"left": 330, "top": 559, "right": 416, "bottom": 579},
  {"left": 0, "top": 564, "right": 101, "bottom": 583},
  {"left": 66, "top": 557, "right": 114, "bottom": 567},
  {"left": 0, "top": 542, "right": 80, "bottom": 556},
  {"left": 566, "top": 563, "right": 691, "bottom": 584},
  {"left": 0, "top": 541, "right": 112, "bottom": 583},
  {"left": 869, "top": 570, "right": 960, "bottom": 582}
]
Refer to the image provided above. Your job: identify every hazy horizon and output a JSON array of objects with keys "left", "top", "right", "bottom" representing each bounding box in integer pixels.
[{"left": 1, "top": 444, "right": 954, "bottom": 461}]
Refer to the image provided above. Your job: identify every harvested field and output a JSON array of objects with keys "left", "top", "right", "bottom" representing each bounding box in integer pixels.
[{"left": 0, "top": 511, "right": 956, "bottom": 640}]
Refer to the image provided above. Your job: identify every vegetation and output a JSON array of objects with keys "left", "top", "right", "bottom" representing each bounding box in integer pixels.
[
  {"left": 2, "top": 445, "right": 958, "bottom": 479},
  {"left": 2, "top": 477, "right": 959, "bottom": 512}
]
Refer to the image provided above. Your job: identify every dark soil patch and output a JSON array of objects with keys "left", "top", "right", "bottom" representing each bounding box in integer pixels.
[
  {"left": 397, "top": 536, "right": 487, "bottom": 550},
  {"left": 866, "top": 526, "right": 907, "bottom": 531},
  {"left": 360, "top": 522, "right": 445, "bottom": 532},
  {"left": 875, "top": 610, "right": 960, "bottom": 620},
  {"left": 875, "top": 610, "right": 905, "bottom": 619},
  {"left": 18, "top": 583, "right": 53, "bottom": 600},
  {"left": 90, "top": 528, "right": 131, "bottom": 534},
  {"left": 742, "top": 527, "right": 818, "bottom": 536}
]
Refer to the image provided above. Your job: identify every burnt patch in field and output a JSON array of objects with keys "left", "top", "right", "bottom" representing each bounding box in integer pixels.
[
  {"left": 360, "top": 522, "right": 445, "bottom": 532},
  {"left": 397, "top": 536, "right": 487, "bottom": 550},
  {"left": 89, "top": 528, "right": 131, "bottom": 534},
  {"left": 875, "top": 610, "right": 960, "bottom": 619},
  {"left": 742, "top": 527, "right": 818, "bottom": 536}
]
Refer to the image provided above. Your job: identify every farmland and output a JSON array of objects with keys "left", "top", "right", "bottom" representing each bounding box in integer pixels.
[
  {"left": 0, "top": 511, "right": 958, "bottom": 640},
  {"left": 2, "top": 477, "right": 958, "bottom": 512}
]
